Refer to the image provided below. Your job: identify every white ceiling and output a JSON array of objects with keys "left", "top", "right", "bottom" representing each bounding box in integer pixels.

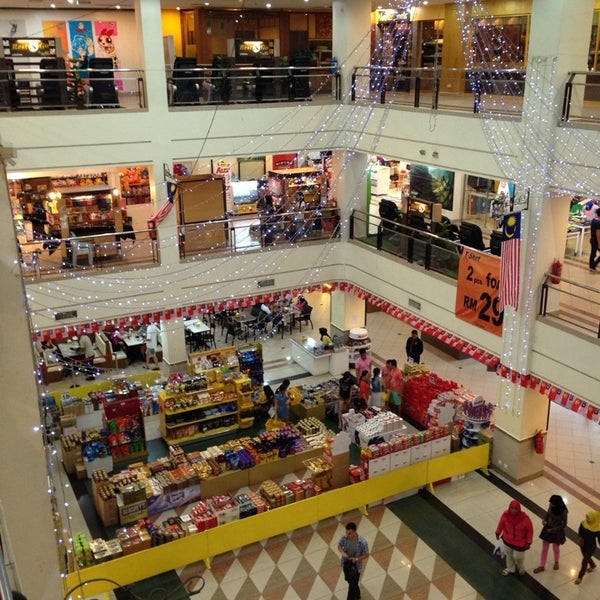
[{"left": 0, "top": 0, "right": 448, "bottom": 13}]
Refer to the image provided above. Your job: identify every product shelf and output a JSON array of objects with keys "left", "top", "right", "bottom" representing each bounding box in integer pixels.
[{"left": 163, "top": 424, "right": 239, "bottom": 445}]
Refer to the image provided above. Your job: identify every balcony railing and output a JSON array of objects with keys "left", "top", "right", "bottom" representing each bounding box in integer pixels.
[
  {"left": 178, "top": 208, "right": 341, "bottom": 259},
  {"left": 351, "top": 209, "right": 600, "bottom": 340},
  {"left": 351, "top": 65, "right": 526, "bottom": 117},
  {"left": 539, "top": 273, "right": 600, "bottom": 338},
  {"left": 561, "top": 71, "right": 600, "bottom": 123},
  {"left": 19, "top": 229, "right": 158, "bottom": 280},
  {"left": 0, "top": 63, "right": 146, "bottom": 111},
  {"left": 167, "top": 65, "right": 341, "bottom": 107},
  {"left": 350, "top": 209, "right": 461, "bottom": 278}
]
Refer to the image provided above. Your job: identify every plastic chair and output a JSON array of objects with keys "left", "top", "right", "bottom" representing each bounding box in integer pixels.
[
  {"left": 295, "top": 306, "right": 313, "bottom": 332},
  {"left": 70, "top": 233, "right": 94, "bottom": 267}
]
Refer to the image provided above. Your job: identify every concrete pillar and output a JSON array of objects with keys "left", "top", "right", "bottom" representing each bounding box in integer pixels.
[
  {"left": 492, "top": 0, "right": 594, "bottom": 483},
  {"left": 333, "top": 0, "right": 372, "bottom": 103},
  {"left": 0, "top": 146, "right": 62, "bottom": 599},
  {"left": 160, "top": 317, "right": 188, "bottom": 367}
]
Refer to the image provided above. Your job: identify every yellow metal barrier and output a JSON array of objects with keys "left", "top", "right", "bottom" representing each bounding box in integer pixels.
[{"left": 64, "top": 444, "right": 490, "bottom": 597}]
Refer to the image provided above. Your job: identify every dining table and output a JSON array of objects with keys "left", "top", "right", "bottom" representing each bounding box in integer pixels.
[
  {"left": 123, "top": 332, "right": 146, "bottom": 362},
  {"left": 234, "top": 313, "right": 257, "bottom": 341},
  {"left": 184, "top": 319, "right": 210, "bottom": 334}
]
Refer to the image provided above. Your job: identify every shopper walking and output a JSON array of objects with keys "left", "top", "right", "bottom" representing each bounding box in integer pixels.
[
  {"left": 575, "top": 509, "right": 600, "bottom": 584},
  {"left": 338, "top": 521, "right": 369, "bottom": 600},
  {"left": 275, "top": 378, "right": 292, "bottom": 423},
  {"left": 371, "top": 367, "right": 383, "bottom": 408},
  {"left": 338, "top": 371, "right": 357, "bottom": 427},
  {"left": 354, "top": 348, "right": 372, "bottom": 380},
  {"left": 533, "top": 494, "right": 568, "bottom": 573},
  {"left": 78, "top": 331, "right": 96, "bottom": 381},
  {"left": 144, "top": 321, "right": 161, "bottom": 370},
  {"left": 387, "top": 359, "right": 404, "bottom": 415},
  {"left": 358, "top": 370, "right": 371, "bottom": 407},
  {"left": 589, "top": 207, "right": 600, "bottom": 272},
  {"left": 495, "top": 500, "right": 533, "bottom": 576},
  {"left": 405, "top": 329, "right": 424, "bottom": 364}
]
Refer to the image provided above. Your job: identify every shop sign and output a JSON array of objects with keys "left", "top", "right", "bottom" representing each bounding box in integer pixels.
[
  {"left": 455, "top": 249, "right": 503, "bottom": 336},
  {"left": 3, "top": 37, "right": 57, "bottom": 57},
  {"left": 272, "top": 153, "right": 298, "bottom": 170}
]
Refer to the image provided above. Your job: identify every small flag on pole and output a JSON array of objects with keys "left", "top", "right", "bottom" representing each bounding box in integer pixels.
[{"left": 499, "top": 211, "right": 521, "bottom": 311}]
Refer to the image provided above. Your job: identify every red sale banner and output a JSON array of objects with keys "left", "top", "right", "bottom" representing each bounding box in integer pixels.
[{"left": 455, "top": 249, "right": 503, "bottom": 336}]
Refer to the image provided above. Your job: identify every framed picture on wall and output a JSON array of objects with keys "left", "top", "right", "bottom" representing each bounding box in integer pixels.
[{"left": 410, "top": 164, "right": 455, "bottom": 210}]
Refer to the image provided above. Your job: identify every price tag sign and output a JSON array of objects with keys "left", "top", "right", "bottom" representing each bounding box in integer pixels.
[{"left": 455, "top": 249, "right": 503, "bottom": 336}]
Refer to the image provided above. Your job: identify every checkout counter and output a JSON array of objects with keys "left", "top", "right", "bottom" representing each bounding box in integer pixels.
[{"left": 290, "top": 335, "right": 348, "bottom": 376}]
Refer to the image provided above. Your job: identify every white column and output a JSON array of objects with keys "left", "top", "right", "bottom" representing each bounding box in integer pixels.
[
  {"left": 135, "top": 0, "right": 181, "bottom": 265},
  {"left": 160, "top": 317, "right": 188, "bottom": 366},
  {"left": 0, "top": 147, "right": 62, "bottom": 598},
  {"left": 333, "top": 0, "right": 372, "bottom": 103},
  {"left": 492, "top": 0, "right": 594, "bottom": 482}
]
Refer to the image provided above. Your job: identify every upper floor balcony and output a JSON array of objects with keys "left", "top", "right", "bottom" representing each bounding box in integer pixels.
[{"left": 3, "top": 58, "right": 600, "bottom": 127}]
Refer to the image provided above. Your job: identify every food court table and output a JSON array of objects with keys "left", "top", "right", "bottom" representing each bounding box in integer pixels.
[
  {"left": 124, "top": 334, "right": 146, "bottom": 362},
  {"left": 184, "top": 320, "right": 210, "bottom": 334},
  {"left": 567, "top": 221, "right": 591, "bottom": 256}
]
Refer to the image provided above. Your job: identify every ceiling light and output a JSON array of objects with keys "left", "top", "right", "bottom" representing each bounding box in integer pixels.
[
  {"left": 50, "top": 2, "right": 55, "bottom": 7},
  {"left": 176, "top": 5, "right": 180, "bottom": 9},
  {"left": 116, "top": 4, "right": 121, "bottom": 8},
  {"left": 266, "top": 3, "right": 271, "bottom": 7},
  {"left": 67, "top": 0, "right": 74, "bottom": 4}
]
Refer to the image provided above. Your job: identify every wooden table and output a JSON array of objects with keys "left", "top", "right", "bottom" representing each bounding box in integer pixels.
[
  {"left": 234, "top": 313, "right": 257, "bottom": 341},
  {"left": 184, "top": 320, "right": 210, "bottom": 334},
  {"left": 124, "top": 334, "right": 146, "bottom": 362}
]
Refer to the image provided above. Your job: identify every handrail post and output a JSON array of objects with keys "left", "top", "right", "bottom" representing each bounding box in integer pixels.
[
  {"left": 377, "top": 224, "right": 383, "bottom": 250},
  {"left": 432, "top": 68, "right": 440, "bottom": 110},
  {"left": 561, "top": 81, "right": 573, "bottom": 122},
  {"left": 349, "top": 209, "right": 355, "bottom": 239},
  {"left": 351, "top": 72, "right": 356, "bottom": 102},
  {"left": 414, "top": 71, "right": 421, "bottom": 108},
  {"left": 539, "top": 277, "right": 549, "bottom": 316},
  {"left": 380, "top": 71, "right": 386, "bottom": 105}
]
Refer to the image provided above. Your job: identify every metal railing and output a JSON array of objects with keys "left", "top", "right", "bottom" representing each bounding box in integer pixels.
[
  {"left": 167, "top": 65, "right": 341, "bottom": 107},
  {"left": 178, "top": 208, "right": 341, "bottom": 259},
  {"left": 539, "top": 273, "right": 600, "bottom": 338},
  {"left": 351, "top": 65, "right": 526, "bottom": 117},
  {"left": 350, "top": 209, "right": 461, "bottom": 279},
  {"left": 352, "top": 209, "right": 600, "bottom": 340},
  {"left": 561, "top": 71, "right": 600, "bottom": 123},
  {"left": 19, "top": 229, "right": 158, "bottom": 280},
  {"left": 0, "top": 64, "right": 147, "bottom": 111}
]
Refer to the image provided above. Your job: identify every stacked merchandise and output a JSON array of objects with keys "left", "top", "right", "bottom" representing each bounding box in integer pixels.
[
  {"left": 237, "top": 344, "right": 263, "bottom": 385},
  {"left": 402, "top": 373, "right": 461, "bottom": 427},
  {"left": 457, "top": 395, "right": 495, "bottom": 448},
  {"left": 355, "top": 410, "right": 405, "bottom": 447}
]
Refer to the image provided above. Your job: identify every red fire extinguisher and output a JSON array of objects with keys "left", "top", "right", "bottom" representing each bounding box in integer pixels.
[
  {"left": 550, "top": 258, "right": 562, "bottom": 284},
  {"left": 534, "top": 430, "right": 545, "bottom": 454}
]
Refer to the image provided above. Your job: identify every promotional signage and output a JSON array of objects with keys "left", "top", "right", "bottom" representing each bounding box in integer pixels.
[
  {"left": 3, "top": 37, "right": 57, "bottom": 57},
  {"left": 455, "top": 249, "right": 503, "bottom": 336}
]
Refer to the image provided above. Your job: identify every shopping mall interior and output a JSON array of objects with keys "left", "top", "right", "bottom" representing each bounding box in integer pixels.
[{"left": 0, "top": 1, "right": 599, "bottom": 599}]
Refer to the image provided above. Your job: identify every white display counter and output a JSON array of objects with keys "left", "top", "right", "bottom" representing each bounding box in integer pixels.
[{"left": 290, "top": 336, "right": 348, "bottom": 376}]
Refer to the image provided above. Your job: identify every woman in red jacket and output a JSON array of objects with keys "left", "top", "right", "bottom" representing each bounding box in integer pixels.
[{"left": 495, "top": 500, "right": 534, "bottom": 576}]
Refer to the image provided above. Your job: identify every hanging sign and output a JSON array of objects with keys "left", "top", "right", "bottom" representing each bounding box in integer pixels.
[
  {"left": 455, "top": 249, "right": 503, "bottom": 336},
  {"left": 3, "top": 37, "right": 57, "bottom": 57}
]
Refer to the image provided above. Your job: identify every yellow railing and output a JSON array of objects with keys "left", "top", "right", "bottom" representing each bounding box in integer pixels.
[{"left": 63, "top": 443, "right": 489, "bottom": 598}]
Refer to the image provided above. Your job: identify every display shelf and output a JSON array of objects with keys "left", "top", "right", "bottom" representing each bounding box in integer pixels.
[
  {"left": 237, "top": 343, "right": 263, "bottom": 386},
  {"left": 112, "top": 450, "right": 149, "bottom": 464},
  {"left": 163, "top": 395, "right": 231, "bottom": 415},
  {"left": 267, "top": 168, "right": 324, "bottom": 211},
  {"left": 162, "top": 424, "right": 239, "bottom": 445}
]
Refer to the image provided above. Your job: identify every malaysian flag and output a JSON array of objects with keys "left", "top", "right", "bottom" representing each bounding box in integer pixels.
[
  {"left": 148, "top": 179, "right": 178, "bottom": 227},
  {"left": 499, "top": 211, "right": 521, "bottom": 310}
]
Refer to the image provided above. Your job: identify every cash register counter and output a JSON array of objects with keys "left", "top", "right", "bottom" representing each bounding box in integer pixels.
[{"left": 290, "top": 336, "right": 348, "bottom": 376}]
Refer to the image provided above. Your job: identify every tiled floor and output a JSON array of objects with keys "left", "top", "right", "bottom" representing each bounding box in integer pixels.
[{"left": 53, "top": 291, "right": 600, "bottom": 599}]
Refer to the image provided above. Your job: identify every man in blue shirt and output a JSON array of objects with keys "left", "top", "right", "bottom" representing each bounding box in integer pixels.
[{"left": 338, "top": 521, "right": 369, "bottom": 600}]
